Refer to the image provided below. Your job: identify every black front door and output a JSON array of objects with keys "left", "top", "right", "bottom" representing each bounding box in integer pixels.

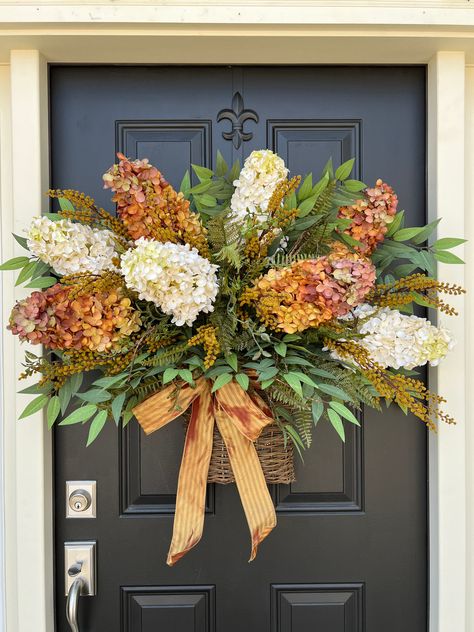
[{"left": 51, "top": 65, "right": 427, "bottom": 632}]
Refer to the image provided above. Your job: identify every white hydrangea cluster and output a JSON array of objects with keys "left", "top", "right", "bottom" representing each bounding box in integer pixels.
[
  {"left": 229, "top": 149, "right": 288, "bottom": 225},
  {"left": 120, "top": 238, "right": 219, "bottom": 326},
  {"left": 332, "top": 304, "right": 455, "bottom": 370},
  {"left": 27, "top": 216, "right": 117, "bottom": 276}
]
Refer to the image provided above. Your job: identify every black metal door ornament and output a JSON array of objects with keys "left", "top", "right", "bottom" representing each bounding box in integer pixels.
[{"left": 217, "top": 91, "right": 259, "bottom": 149}]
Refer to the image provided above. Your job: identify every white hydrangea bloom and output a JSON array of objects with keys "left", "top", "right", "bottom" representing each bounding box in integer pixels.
[
  {"left": 27, "top": 216, "right": 117, "bottom": 276},
  {"left": 331, "top": 304, "right": 455, "bottom": 370},
  {"left": 230, "top": 149, "right": 288, "bottom": 225},
  {"left": 120, "top": 238, "right": 219, "bottom": 326}
]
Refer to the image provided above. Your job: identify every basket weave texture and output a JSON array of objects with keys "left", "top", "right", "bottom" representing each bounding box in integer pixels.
[{"left": 207, "top": 422, "right": 296, "bottom": 485}]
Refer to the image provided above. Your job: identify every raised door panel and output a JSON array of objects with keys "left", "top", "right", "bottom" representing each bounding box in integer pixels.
[
  {"left": 272, "top": 584, "right": 364, "bottom": 632},
  {"left": 122, "top": 586, "right": 215, "bottom": 632}
]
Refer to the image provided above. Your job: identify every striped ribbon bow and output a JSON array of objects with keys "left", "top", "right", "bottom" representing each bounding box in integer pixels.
[{"left": 133, "top": 377, "right": 277, "bottom": 566}]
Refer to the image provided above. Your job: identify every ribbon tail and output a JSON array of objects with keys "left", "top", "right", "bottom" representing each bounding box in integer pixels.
[
  {"left": 167, "top": 384, "right": 214, "bottom": 566},
  {"left": 215, "top": 408, "right": 276, "bottom": 562}
]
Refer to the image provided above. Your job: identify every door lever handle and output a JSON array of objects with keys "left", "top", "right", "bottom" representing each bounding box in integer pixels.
[
  {"left": 66, "top": 576, "right": 84, "bottom": 632},
  {"left": 64, "top": 541, "right": 97, "bottom": 631}
]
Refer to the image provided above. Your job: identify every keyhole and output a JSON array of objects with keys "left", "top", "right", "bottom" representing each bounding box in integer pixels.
[{"left": 68, "top": 489, "right": 92, "bottom": 513}]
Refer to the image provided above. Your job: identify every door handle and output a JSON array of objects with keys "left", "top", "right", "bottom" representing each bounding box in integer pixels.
[
  {"left": 66, "top": 577, "right": 84, "bottom": 632},
  {"left": 64, "top": 541, "right": 97, "bottom": 631}
]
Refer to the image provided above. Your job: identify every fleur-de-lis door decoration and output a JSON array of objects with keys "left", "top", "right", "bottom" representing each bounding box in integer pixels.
[{"left": 217, "top": 91, "right": 259, "bottom": 149}]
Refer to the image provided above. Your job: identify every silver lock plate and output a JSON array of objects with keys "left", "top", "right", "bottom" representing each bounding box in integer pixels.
[
  {"left": 64, "top": 541, "right": 97, "bottom": 596},
  {"left": 66, "top": 481, "right": 96, "bottom": 518}
]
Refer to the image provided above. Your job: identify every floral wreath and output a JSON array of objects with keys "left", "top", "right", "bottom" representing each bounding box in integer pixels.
[{"left": 1, "top": 149, "right": 465, "bottom": 565}]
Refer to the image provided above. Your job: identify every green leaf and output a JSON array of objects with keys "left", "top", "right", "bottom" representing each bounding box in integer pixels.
[
  {"left": 433, "top": 237, "right": 467, "bottom": 250},
  {"left": 309, "top": 367, "right": 337, "bottom": 379},
  {"left": 327, "top": 409, "right": 345, "bottom": 441},
  {"left": 322, "top": 158, "right": 334, "bottom": 179},
  {"left": 46, "top": 396, "right": 61, "bottom": 429},
  {"left": 316, "top": 383, "right": 351, "bottom": 400},
  {"left": 86, "top": 410, "right": 108, "bottom": 446},
  {"left": 297, "top": 173, "right": 313, "bottom": 201},
  {"left": 386, "top": 210, "right": 405, "bottom": 237},
  {"left": 19, "top": 394, "right": 49, "bottom": 419},
  {"left": 310, "top": 172, "right": 330, "bottom": 199},
  {"left": 285, "top": 356, "right": 313, "bottom": 367},
  {"left": 434, "top": 250, "right": 464, "bottom": 264},
  {"left": 58, "top": 380, "right": 72, "bottom": 414},
  {"left": 289, "top": 371, "right": 318, "bottom": 388},
  {"left": 77, "top": 389, "right": 112, "bottom": 404},
  {"left": 283, "top": 373, "right": 303, "bottom": 398},
  {"left": 292, "top": 216, "right": 319, "bottom": 231},
  {"left": 260, "top": 378, "right": 275, "bottom": 389},
  {"left": 0, "top": 256, "right": 30, "bottom": 270},
  {"left": 284, "top": 423, "right": 306, "bottom": 451},
  {"left": 25, "top": 276, "right": 57, "bottom": 289},
  {"left": 192, "top": 164, "right": 214, "bottom": 181},
  {"left": 329, "top": 401, "right": 360, "bottom": 425},
  {"left": 189, "top": 180, "right": 211, "bottom": 194},
  {"left": 70, "top": 372, "right": 83, "bottom": 396},
  {"left": 43, "top": 213, "right": 62, "bottom": 222},
  {"left": 258, "top": 367, "right": 279, "bottom": 381},
  {"left": 112, "top": 392, "right": 127, "bottom": 426},
  {"left": 284, "top": 424, "right": 305, "bottom": 455},
  {"left": 211, "top": 372, "right": 233, "bottom": 393},
  {"left": 206, "top": 364, "right": 235, "bottom": 378},
  {"left": 215, "top": 150, "right": 229, "bottom": 177},
  {"left": 228, "top": 159, "right": 241, "bottom": 183},
  {"left": 274, "top": 342, "right": 287, "bottom": 357},
  {"left": 30, "top": 260, "right": 51, "bottom": 280},
  {"left": 13, "top": 233, "right": 29, "bottom": 250},
  {"left": 163, "top": 368, "right": 179, "bottom": 384},
  {"left": 311, "top": 399, "right": 324, "bottom": 426},
  {"left": 179, "top": 170, "right": 191, "bottom": 197},
  {"left": 179, "top": 369, "right": 194, "bottom": 385},
  {"left": 199, "top": 194, "right": 217, "bottom": 207},
  {"left": 58, "top": 197, "right": 74, "bottom": 212},
  {"left": 235, "top": 373, "right": 250, "bottom": 391},
  {"left": 19, "top": 382, "right": 52, "bottom": 395},
  {"left": 297, "top": 195, "right": 317, "bottom": 218},
  {"left": 343, "top": 179, "right": 366, "bottom": 192},
  {"left": 410, "top": 218, "right": 441, "bottom": 245},
  {"left": 93, "top": 374, "right": 127, "bottom": 389},
  {"left": 392, "top": 263, "right": 418, "bottom": 278},
  {"left": 282, "top": 334, "right": 302, "bottom": 342},
  {"left": 225, "top": 353, "right": 238, "bottom": 372},
  {"left": 393, "top": 226, "right": 425, "bottom": 242},
  {"left": 15, "top": 260, "right": 37, "bottom": 286},
  {"left": 59, "top": 404, "right": 97, "bottom": 426},
  {"left": 335, "top": 158, "right": 355, "bottom": 181}
]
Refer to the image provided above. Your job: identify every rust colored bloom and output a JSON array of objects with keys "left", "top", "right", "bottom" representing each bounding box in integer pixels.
[
  {"left": 338, "top": 179, "right": 398, "bottom": 254},
  {"left": 241, "top": 242, "right": 375, "bottom": 334},
  {"left": 103, "top": 153, "right": 208, "bottom": 255},
  {"left": 9, "top": 284, "right": 140, "bottom": 352}
]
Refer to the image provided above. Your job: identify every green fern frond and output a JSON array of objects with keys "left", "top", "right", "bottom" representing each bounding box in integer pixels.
[{"left": 294, "top": 408, "right": 313, "bottom": 448}]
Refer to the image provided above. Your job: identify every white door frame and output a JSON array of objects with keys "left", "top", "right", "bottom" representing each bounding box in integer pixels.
[{"left": 0, "top": 8, "right": 472, "bottom": 631}]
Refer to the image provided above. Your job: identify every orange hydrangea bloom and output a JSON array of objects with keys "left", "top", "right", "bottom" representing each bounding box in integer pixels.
[
  {"left": 338, "top": 179, "right": 398, "bottom": 254},
  {"left": 103, "top": 153, "right": 208, "bottom": 255},
  {"left": 9, "top": 284, "right": 140, "bottom": 352},
  {"left": 241, "top": 242, "right": 375, "bottom": 334}
]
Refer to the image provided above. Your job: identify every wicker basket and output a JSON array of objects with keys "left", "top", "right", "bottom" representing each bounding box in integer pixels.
[{"left": 207, "top": 422, "right": 295, "bottom": 485}]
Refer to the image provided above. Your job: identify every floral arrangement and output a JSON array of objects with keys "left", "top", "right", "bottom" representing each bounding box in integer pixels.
[{"left": 2, "top": 149, "right": 464, "bottom": 564}]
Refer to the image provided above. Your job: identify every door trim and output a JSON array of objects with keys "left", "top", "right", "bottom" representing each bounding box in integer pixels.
[{"left": 0, "top": 44, "right": 471, "bottom": 632}]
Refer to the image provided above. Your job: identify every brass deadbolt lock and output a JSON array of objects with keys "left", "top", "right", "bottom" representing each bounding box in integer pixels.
[{"left": 68, "top": 489, "right": 92, "bottom": 513}]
